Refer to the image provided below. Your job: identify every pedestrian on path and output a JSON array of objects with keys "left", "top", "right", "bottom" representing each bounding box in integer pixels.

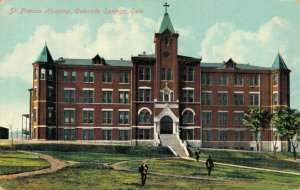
[
  {"left": 195, "top": 148, "right": 201, "bottom": 162},
  {"left": 205, "top": 155, "right": 214, "bottom": 176},
  {"left": 139, "top": 162, "right": 148, "bottom": 186}
]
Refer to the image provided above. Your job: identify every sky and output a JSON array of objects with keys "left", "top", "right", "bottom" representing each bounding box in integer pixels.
[{"left": 0, "top": 0, "right": 300, "bottom": 132}]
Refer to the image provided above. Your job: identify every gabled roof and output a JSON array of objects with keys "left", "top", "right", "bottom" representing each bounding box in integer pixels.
[
  {"left": 272, "top": 53, "right": 289, "bottom": 70},
  {"left": 35, "top": 45, "right": 54, "bottom": 63},
  {"left": 159, "top": 13, "right": 175, "bottom": 33},
  {"left": 201, "top": 63, "right": 271, "bottom": 71},
  {"left": 55, "top": 58, "right": 132, "bottom": 67}
]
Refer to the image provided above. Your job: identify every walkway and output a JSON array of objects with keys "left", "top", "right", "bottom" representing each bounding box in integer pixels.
[{"left": 0, "top": 153, "right": 70, "bottom": 180}]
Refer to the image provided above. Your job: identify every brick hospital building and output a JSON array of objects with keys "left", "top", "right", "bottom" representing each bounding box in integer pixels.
[{"left": 29, "top": 7, "right": 290, "bottom": 151}]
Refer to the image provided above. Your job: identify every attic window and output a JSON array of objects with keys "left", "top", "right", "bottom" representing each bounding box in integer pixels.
[
  {"left": 92, "top": 54, "right": 106, "bottom": 65},
  {"left": 223, "top": 58, "right": 236, "bottom": 69}
]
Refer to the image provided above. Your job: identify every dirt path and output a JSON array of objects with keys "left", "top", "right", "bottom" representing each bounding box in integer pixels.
[{"left": 0, "top": 153, "right": 70, "bottom": 180}]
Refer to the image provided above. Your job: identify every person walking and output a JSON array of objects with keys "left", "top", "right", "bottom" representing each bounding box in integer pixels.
[
  {"left": 139, "top": 162, "right": 149, "bottom": 186},
  {"left": 205, "top": 155, "right": 214, "bottom": 176},
  {"left": 195, "top": 148, "right": 201, "bottom": 162}
]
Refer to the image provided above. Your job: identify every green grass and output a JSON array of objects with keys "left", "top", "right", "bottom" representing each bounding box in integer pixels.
[
  {"left": 0, "top": 151, "right": 50, "bottom": 175},
  {"left": 0, "top": 163, "right": 296, "bottom": 190},
  {"left": 189, "top": 149, "right": 299, "bottom": 173},
  {"left": 119, "top": 158, "right": 300, "bottom": 185}
]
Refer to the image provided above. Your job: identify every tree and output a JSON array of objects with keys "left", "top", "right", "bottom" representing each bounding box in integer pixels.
[
  {"left": 243, "top": 107, "right": 272, "bottom": 151},
  {"left": 272, "top": 106, "right": 300, "bottom": 160}
]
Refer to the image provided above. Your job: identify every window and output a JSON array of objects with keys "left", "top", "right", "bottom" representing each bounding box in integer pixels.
[
  {"left": 118, "top": 130, "right": 129, "bottom": 140},
  {"left": 218, "top": 130, "right": 228, "bottom": 141},
  {"left": 102, "top": 91, "right": 113, "bottom": 103},
  {"left": 102, "top": 130, "right": 112, "bottom": 140},
  {"left": 234, "top": 74, "right": 243, "bottom": 86},
  {"left": 202, "top": 130, "right": 212, "bottom": 141},
  {"left": 139, "top": 67, "right": 144, "bottom": 80},
  {"left": 71, "top": 72, "right": 76, "bottom": 83},
  {"left": 83, "top": 129, "right": 94, "bottom": 140},
  {"left": 218, "top": 74, "right": 228, "bottom": 86},
  {"left": 64, "top": 90, "right": 75, "bottom": 102},
  {"left": 273, "top": 75, "right": 278, "bottom": 86},
  {"left": 160, "top": 88, "right": 173, "bottom": 102},
  {"left": 145, "top": 68, "right": 151, "bottom": 80},
  {"left": 234, "top": 93, "right": 244, "bottom": 105},
  {"left": 218, "top": 112, "right": 228, "bottom": 125},
  {"left": 63, "top": 71, "right": 68, "bottom": 82},
  {"left": 249, "top": 93, "right": 260, "bottom": 106},
  {"left": 201, "top": 92, "right": 212, "bottom": 105},
  {"left": 103, "top": 71, "right": 112, "bottom": 83},
  {"left": 83, "top": 72, "right": 94, "bottom": 83},
  {"left": 218, "top": 93, "right": 228, "bottom": 105},
  {"left": 138, "top": 89, "right": 151, "bottom": 102},
  {"left": 273, "top": 93, "right": 278, "bottom": 105},
  {"left": 48, "top": 87, "right": 54, "bottom": 102},
  {"left": 202, "top": 112, "right": 212, "bottom": 125},
  {"left": 182, "top": 111, "right": 194, "bottom": 124},
  {"left": 139, "top": 112, "right": 151, "bottom": 124},
  {"left": 82, "top": 110, "right": 94, "bottom": 124},
  {"left": 64, "top": 110, "right": 75, "bottom": 124},
  {"left": 201, "top": 73, "right": 212, "bottom": 86},
  {"left": 119, "top": 91, "right": 129, "bottom": 104},
  {"left": 64, "top": 129, "right": 68, "bottom": 140},
  {"left": 83, "top": 90, "right": 94, "bottom": 103},
  {"left": 138, "top": 129, "right": 151, "bottom": 139},
  {"left": 48, "top": 69, "right": 53, "bottom": 81},
  {"left": 63, "top": 129, "right": 74, "bottom": 140},
  {"left": 167, "top": 68, "right": 172, "bottom": 80},
  {"left": 47, "top": 107, "right": 54, "bottom": 123},
  {"left": 118, "top": 72, "right": 129, "bottom": 83},
  {"left": 188, "top": 68, "right": 194, "bottom": 81},
  {"left": 102, "top": 111, "right": 113, "bottom": 124},
  {"left": 119, "top": 111, "right": 129, "bottom": 124},
  {"left": 249, "top": 74, "right": 259, "bottom": 86},
  {"left": 34, "top": 68, "right": 37, "bottom": 80},
  {"left": 235, "top": 131, "right": 246, "bottom": 141},
  {"left": 139, "top": 67, "right": 151, "bottom": 80},
  {"left": 180, "top": 129, "right": 194, "bottom": 140},
  {"left": 33, "top": 109, "right": 37, "bottom": 122},
  {"left": 181, "top": 90, "right": 194, "bottom": 102},
  {"left": 234, "top": 112, "right": 244, "bottom": 125},
  {"left": 33, "top": 88, "right": 37, "bottom": 101},
  {"left": 160, "top": 68, "right": 165, "bottom": 80},
  {"left": 40, "top": 68, "right": 45, "bottom": 80}
]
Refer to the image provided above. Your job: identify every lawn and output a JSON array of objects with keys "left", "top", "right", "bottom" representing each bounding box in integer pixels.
[
  {"left": 0, "top": 151, "right": 50, "bottom": 175},
  {"left": 189, "top": 149, "right": 299, "bottom": 173},
  {"left": 0, "top": 163, "right": 296, "bottom": 190}
]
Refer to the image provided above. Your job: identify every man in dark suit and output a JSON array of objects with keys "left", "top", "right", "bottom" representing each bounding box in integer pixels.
[
  {"left": 205, "top": 155, "right": 214, "bottom": 176},
  {"left": 139, "top": 162, "right": 149, "bottom": 186}
]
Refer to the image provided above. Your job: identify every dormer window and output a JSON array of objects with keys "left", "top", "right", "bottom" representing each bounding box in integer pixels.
[
  {"left": 223, "top": 58, "right": 237, "bottom": 69},
  {"left": 92, "top": 54, "right": 106, "bottom": 65}
]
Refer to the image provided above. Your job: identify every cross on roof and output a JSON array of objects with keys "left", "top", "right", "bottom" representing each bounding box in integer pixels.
[{"left": 163, "top": 2, "right": 170, "bottom": 13}]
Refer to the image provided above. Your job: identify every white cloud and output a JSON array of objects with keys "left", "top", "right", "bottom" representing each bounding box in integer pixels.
[{"left": 200, "top": 16, "right": 300, "bottom": 109}]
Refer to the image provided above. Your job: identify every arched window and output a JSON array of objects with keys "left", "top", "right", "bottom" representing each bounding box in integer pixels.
[
  {"left": 48, "top": 69, "right": 53, "bottom": 81},
  {"left": 40, "top": 68, "right": 45, "bottom": 80},
  {"left": 89, "top": 72, "right": 94, "bottom": 82},
  {"left": 139, "top": 112, "right": 145, "bottom": 123},
  {"left": 145, "top": 112, "right": 151, "bottom": 123},
  {"left": 160, "top": 87, "right": 173, "bottom": 102},
  {"left": 182, "top": 110, "right": 194, "bottom": 124}
]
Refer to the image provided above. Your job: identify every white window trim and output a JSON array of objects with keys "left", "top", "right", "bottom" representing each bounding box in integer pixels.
[
  {"left": 182, "top": 87, "right": 194, "bottom": 90},
  {"left": 138, "top": 107, "right": 152, "bottom": 115},
  {"left": 249, "top": 92, "right": 260, "bottom": 94},
  {"left": 83, "top": 108, "right": 94, "bottom": 111},
  {"left": 218, "top": 91, "right": 228, "bottom": 93},
  {"left": 181, "top": 108, "right": 195, "bottom": 116},
  {"left": 119, "top": 89, "right": 130, "bottom": 92},
  {"left": 218, "top": 110, "right": 228, "bottom": 113},
  {"left": 64, "top": 88, "right": 75, "bottom": 90},
  {"left": 83, "top": 88, "right": 94, "bottom": 91},
  {"left": 119, "top": 109, "right": 130, "bottom": 111},
  {"left": 64, "top": 108, "right": 75, "bottom": 110},
  {"left": 234, "top": 91, "right": 244, "bottom": 94},
  {"left": 102, "top": 109, "right": 113, "bottom": 111},
  {"left": 202, "top": 91, "right": 212, "bottom": 93},
  {"left": 139, "top": 86, "right": 151, "bottom": 89},
  {"left": 102, "top": 88, "right": 113, "bottom": 91},
  {"left": 234, "top": 111, "right": 244, "bottom": 113}
]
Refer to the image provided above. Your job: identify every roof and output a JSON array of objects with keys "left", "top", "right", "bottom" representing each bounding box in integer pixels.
[
  {"left": 159, "top": 13, "right": 175, "bottom": 33},
  {"left": 272, "top": 53, "right": 289, "bottom": 70},
  {"left": 55, "top": 58, "right": 132, "bottom": 67},
  {"left": 35, "top": 45, "right": 54, "bottom": 63},
  {"left": 202, "top": 63, "right": 271, "bottom": 71}
]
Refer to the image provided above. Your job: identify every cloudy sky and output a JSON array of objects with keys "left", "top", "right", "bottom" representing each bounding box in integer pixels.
[{"left": 0, "top": 0, "right": 300, "bottom": 131}]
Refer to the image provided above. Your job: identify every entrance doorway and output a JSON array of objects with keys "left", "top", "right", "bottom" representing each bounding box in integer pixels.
[{"left": 160, "top": 116, "right": 173, "bottom": 134}]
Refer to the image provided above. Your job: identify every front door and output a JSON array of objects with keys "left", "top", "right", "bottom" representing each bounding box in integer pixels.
[{"left": 160, "top": 116, "right": 173, "bottom": 134}]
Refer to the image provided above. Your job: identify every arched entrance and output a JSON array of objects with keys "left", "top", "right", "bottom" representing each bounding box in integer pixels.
[{"left": 160, "top": 116, "right": 173, "bottom": 134}]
